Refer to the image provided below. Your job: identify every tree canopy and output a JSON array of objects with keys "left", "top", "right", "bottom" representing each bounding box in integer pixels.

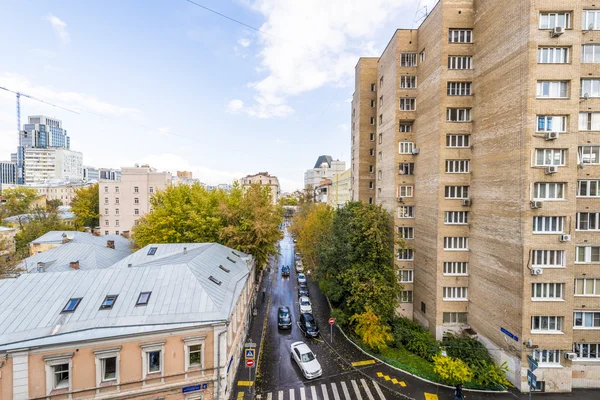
[
  {"left": 0, "top": 187, "right": 39, "bottom": 217},
  {"left": 70, "top": 183, "right": 101, "bottom": 228}
]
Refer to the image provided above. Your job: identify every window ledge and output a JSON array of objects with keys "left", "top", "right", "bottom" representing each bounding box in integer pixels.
[
  {"left": 573, "top": 327, "right": 600, "bottom": 330},
  {"left": 531, "top": 298, "right": 565, "bottom": 302},
  {"left": 531, "top": 331, "right": 564, "bottom": 335},
  {"left": 443, "top": 274, "right": 469, "bottom": 277},
  {"left": 443, "top": 299, "right": 469, "bottom": 302},
  {"left": 537, "top": 364, "right": 563, "bottom": 369}
]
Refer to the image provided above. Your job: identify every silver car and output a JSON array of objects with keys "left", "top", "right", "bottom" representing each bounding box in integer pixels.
[{"left": 290, "top": 341, "right": 322, "bottom": 379}]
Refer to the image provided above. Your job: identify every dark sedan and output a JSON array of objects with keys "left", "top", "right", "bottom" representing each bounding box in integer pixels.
[
  {"left": 278, "top": 306, "right": 292, "bottom": 330},
  {"left": 298, "top": 282, "right": 309, "bottom": 297},
  {"left": 299, "top": 313, "right": 319, "bottom": 338}
]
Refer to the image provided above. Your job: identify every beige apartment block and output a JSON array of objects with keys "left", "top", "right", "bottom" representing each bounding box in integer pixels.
[
  {"left": 240, "top": 172, "right": 281, "bottom": 204},
  {"left": 327, "top": 168, "right": 352, "bottom": 208},
  {"left": 351, "top": 0, "right": 600, "bottom": 393},
  {"left": 99, "top": 165, "right": 172, "bottom": 236}
]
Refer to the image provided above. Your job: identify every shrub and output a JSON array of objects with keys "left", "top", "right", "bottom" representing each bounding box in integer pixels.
[
  {"left": 330, "top": 308, "right": 349, "bottom": 327},
  {"left": 392, "top": 317, "right": 440, "bottom": 361},
  {"left": 433, "top": 354, "right": 473, "bottom": 385},
  {"left": 471, "top": 361, "right": 511, "bottom": 388},
  {"left": 350, "top": 307, "right": 393, "bottom": 352},
  {"left": 442, "top": 332, "right": 492, "bottom": 367}
]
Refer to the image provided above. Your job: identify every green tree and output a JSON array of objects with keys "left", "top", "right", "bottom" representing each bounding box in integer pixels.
[
  {"left": 350, "top": 306, "right": 393, "bottom": 352},
  {"left": 14, "top": 209, "right": 71, "bottom": 256},
  {"left": 0, "top": 187, "right": 39, "bottom": 216},
  {"left": 46, "top": 199, "right": 63, "bottom": 213},
  {"left": 433, "top": 354, "right": 473, "bottom": 385},
  {"left": 278, "top": 196, "right": 298, "bottom": 206},
  {"left": 70, "top": 183, "right": 100, "bottom": 228},
  {"left": 0, "top": 231, "right": 23, "bottom": 278},
  {"left": 290, "top": 202, "right": 333, "bottom": 272}
]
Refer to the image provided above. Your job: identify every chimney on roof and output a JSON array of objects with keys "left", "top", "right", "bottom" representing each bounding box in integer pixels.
[
  {"left": 61, "top": 233, "right": 70, "bottom": 244},
  {"left": 183, "top": 247, "right": 187, "bottom": 254},
  {"left": 127, "top": 263, "right": 133, "bottom": 268},
  {"left": 121, "top": 231, "right": 130, "bottom": 239},
  {"left": 37, "top": 262, "right": 45, "bottom": 272},
  {"left": 107, "top": 240, "right": 115, "bottom": 249},
  {"left": 84, "top": 227, "right": 91, "bottom": 233},
  {"left": 69, "top": 261, "right": 80, "bottom": 270},
  {"left": 92, "top": 227, "right": 101, "bottom": 236}
]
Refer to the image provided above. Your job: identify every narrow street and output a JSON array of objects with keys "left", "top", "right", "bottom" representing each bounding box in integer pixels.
[{"left": 231, "top": 229, "right": 599, "bottom": 400}]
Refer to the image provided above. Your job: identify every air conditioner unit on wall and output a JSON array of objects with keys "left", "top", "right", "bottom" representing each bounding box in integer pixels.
[
  {"left": 545, "top": 166, "right": 558, "bottom": 174},
  {"left": 412, "top": 148, "right": 420, "bottom": 155},
  {"left": 551, "top": 26, "right": 565, "bottom": 37},
  {"left": 545, "top": 132, "right": 559, "bottom": 140},
  {"left": 559, "top": 234, "right": 571, "bottom": 242},
  {"left": 530, "top": 201, "right": 543, "bottom": 209},
  {"left": 397, "top": 197, "right": 404, "bottom": 203},
  {"left": 461, "top": 198, "right": 471, "bottom": 207},
  {"left": 565, "top": 352, "right": 577, "bottom": 360},
  {"left": 531, "top": 268, "right": 543, "bottom": 275}
]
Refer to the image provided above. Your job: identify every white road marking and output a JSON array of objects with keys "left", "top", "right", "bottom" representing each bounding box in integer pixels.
[
  {"left": 266, "top": 393, "right": 272, "bottom": 400},
  {"left": 321, "top": 383, "right": 330, "bottom": 400},
  {"left": 300, "top": 387, "right": 306, "bottom": 400},
  {"left": 372, "top": 381, "right": 387, "bottom": 400},
  {"left": 311, "top": 385, "right": 318, "bottom": 400},
  {"left": 360, "top": 379, "right": 375, "bottom": 400},
  {"left": 351, "top": 379, "right": 364, "bottom": 400},
  {"left": 340, "top": 381, "right": 352, "bottom": 400},
  {"left": 331, "top": 382, "right": 341, "bottom": 400},
  {"left": 278, "top": 390, "right": 284, "bottom": 400},
  {"left": 290, "top": 388, "right": 295, "bottom": 400}
]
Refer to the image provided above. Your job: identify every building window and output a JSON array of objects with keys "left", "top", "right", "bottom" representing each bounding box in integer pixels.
[
  {"left": 421, "top": 302, "right": 426, "bottom": 313},
  {"left": 105, "top": 230, "right": 109, "bottom": 235},
  {"left": 370, "top": 99, "right": 375, "bottom": 107},
  {"left": 575, "top": 278, "right": 600, "bottom": 296},
  {"left": 447, "top": 82, "right": 472, "bottom": 96},
  {"left": 370, "top": 117, "right": 375, "bottom": 125},
  {"left": 100, "top": 295, "right": 118, "bottom": 310},
  {"left": 400, "top": 76, "right": 417, "bottom": 89},
  {"left": 419, "top": 49, "right": 425, "bottom": 62},
  {"left": 400, "top": 53, "right": 417, "bottom": 67},
  {"left": 399, "top": 98, "right": 416, "bottom": 111},
  {"left": 536, "top": 81, "right": 568, "bottom": 98},
  {"left": 446, "top": 108, "right": 471, "bottom": 122},
  {"left": 444, "top": 211, "right": 468, "bottom": 225},
  {"left": 443, "top": 287, "right": 468, "bottom": 301},
  {"left": 371, "top": 83, "right": 376, "bottom": 91},
  {"left": 148, "top": 247, "right": 158, "bottom": 255},
  {"left": 104, "top": 186, "right": 108, "bottom": 193},
  {"left": 399, "top": 141, "right": 414, "bottom": 154},
  {"left": 379, "top": 96, "right": 383, "bottom": 107},
  {"left": 62, "top": 298, "right": 82, "bottom": 313},
  {"left": 369, "top": 197, "right": 373, "bottom": 204},
  {"left": 532, "top": 216, "right": 564, "bottom": 233},
  {"left": 105, "top": 219, "right": 110, "bottom": 226},
  {"left": 581, "top": 79, "right": 600, "bottom": 97},
  {"left": 369, "top": 181, "right": 374, "bottom": 189},
  {"left": 578, "top": 180, "right": 600, "bottom": 197},
  {"left": 532, "top": 283, "right": 563, "bottom": 300},
  {"left": 579, "top": 112, "right": 600, "bottom": 131},
  {"left": 444, "top": 262, "right": 468, "bottom": 275},
  {"left": 448, "top": 56, "right": 472, "bottom": 69},
  {"left": 448, "top": 29, "right": 473, "bottom": 43},
  {"left": 134, "top": 198, "right": 139, "bottom": 204},
  {"left": 134, "top": 186, "right": 139, "bottom": 193},
  {"left": 538, "top": 47, "right": 570, "bottom": 63},
  {"left": 135, "top": 209, "right": 140, "bottom": 215},
  {"left": 573, "top": 311, "right": 600, "bottom": 328},
  {"left": 136, "top": 291, "right": 152, "bottom": 305},
  {"left": 575, "top": 246, "right": 600, "bottom": 263},
  {"left": 531, "top": 316, "right": 563, "bottom": 332},
  {"left": 140, "top": 341, "right": 165, "bottom": 378},
  {"left": 446, "top": 134, "right": 471, "bottom": 148},
  {"left": 537, "top": 115, "right": 567, "bottom": 132},
  {"left": 399, "top": 123, "right": 412, "bottom": 132},
  {"left": 399, "top": 290, "right": 413, "bottom": 303},
  {"left": 104, "top": 197, "right": 108, "bottom": 205},
  {"left": 397, "top": 248, "right": 414, "bottom": 260},
  {"left": 378, "top": 151, "right": 382, "bottom": 161},
  {"left": 539, "top": 12, "right": 571, "bottom": 29},
  {"left": 444, "top": 237, "right": 469, "bottom": 251},
  {"left": 399, "top": 163, "right": 415, "bottom": 175},
  {"left": 398, "top": 206, "right": 415, "bottom": 218},
  {"left": 115, "top": 208, "right": 119, "bottom": 215},
  {"left": 370, "top": 148, "right": 375, "bottom": 156},
  {"left": 397, "top": 185, "right": 413, "bottom": 198},
  {"left": 115, "top": 198, "right": 119, "bottom": 204},
  {"left": 378, "top": 133, "right": 383, "bottom": 144},
  {"left": 149, "top": 187, "right": 154, "bottom": 193},
  {"left": 583, "top": 10, "right": 600, "bottom": 30},
  {"left": 370, "top": 133, "right": 375, "bottom": 141},
  {"left": 104, "top": 208, "right": 109, "bottom": 215},
  {"left": 399, "top": 270, "right": 413, "bottom": 282},
  {"left": 579, "top": 145, "right": 600, "bottom": 165},
  {"left": 443, "top": 312, "right": 467, "bottom": 324},
  {"left": 183, "top": 336, "right": 205, "bottom": 371},
  {"left": 533, "top": 183, "right": 565, "bottom": 200},
  {"left": 577, "top": 212, "right": 600, "bottom": 231},
  {"left": 445, "top": 186, "right": 469, "bottom": 199},
  {"left": 378, "top": 171, "right": 383, "bottom": 181},
  {"left": 573, "top": 343, "right": 600, "bottom": 360},
  {"left": 379, "top": 114, "right": 383, "bottom": 124},
  {"left": 115, "top": 220, "right": 119, "bottom": 227},
  {"left": 115, "top": 186, "right": 119, "bottom": 193},
  {"left": 369, "top": 165, "right": 374, "bottom": 173},
  {"left": 445, "top": 159, "right": 470, "bottom": 173},
  {"left": 532, "top": 350, "right": 561, "bottom": 365},
  {"left": 93, "top": 347, "right": 120, "bottom": 385},
  {"left": 532, "top": 250, "right": 565, "bottom": 268},
  {"left": 398, "top": 226, "right": 414, "bottom": 239},
  {"left": 535, "top": 148, "right": 566, "bottom": 166}
]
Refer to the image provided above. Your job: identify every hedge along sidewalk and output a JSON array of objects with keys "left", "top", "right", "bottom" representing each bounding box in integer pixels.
[{"left": 325, "top": 297, "right": 508, "bottom": 394}]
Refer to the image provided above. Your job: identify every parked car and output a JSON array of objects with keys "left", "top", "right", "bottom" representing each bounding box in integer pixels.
[
  {"left": 278, "top": 306, "right": 292, "bottom": 330},
  {"left": 281, "top": 265, "right": 291, "bottom": 277},
  {"left": 295, "top": 261, "right": 304, "bottom": 273},
  {"left": 299, "top": 296, "right": 312, "bottom": 314},
  {"left": 290, "top": 341, "right": 322, "bottom": 379},
  {"left": 298, "top": 313, "right": 320, "bottom": 338},
  {"left": 293, "top": 238, "right": 297, "bottom": 243},
  {"left": 297, "top": 273, "right": 307, "bottom": 284},
  {"left": 298, "top": 283, "right": 309, "bottom": 297}
]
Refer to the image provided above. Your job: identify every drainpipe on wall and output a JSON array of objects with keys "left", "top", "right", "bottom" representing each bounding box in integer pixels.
[{"left": 216, "top": 324, "right": 229, "bottom": 400}]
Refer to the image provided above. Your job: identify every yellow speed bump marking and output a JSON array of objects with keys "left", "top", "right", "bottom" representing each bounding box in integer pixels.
[
  {"left": 424, "top": 393, "right": 438, "bottom": 400},
  {"left": 399, "top": 381, "right": 407, "bottom": 387},
  {"left": 383, "top": 375, "right": 391, "bottom": 381},
  {"left": 237, "top": 392, "right": 245, "bottom": 399},
  {"left": 237, "top": 381, "right": 254, "bottom": 387},
  {"left": 391, "top": 378, "right": 398, "bottom": 384},
  {"left": 351, "top": 359, "right": 376, "bottom": 367},
  {"left": 376, "top": 372, "right": 384, "bottom": 377}
]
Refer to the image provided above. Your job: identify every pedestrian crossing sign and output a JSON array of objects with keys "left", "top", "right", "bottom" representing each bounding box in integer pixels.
[{"left": 245, "top": 348, "right": 255, "bottom": 360}]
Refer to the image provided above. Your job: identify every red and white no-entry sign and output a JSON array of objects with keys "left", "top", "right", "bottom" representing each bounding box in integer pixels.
[
  {"left": 329, "top": 317, "right": 335, "bottom": 325},
  {"left": 246, "top": 359, "right": 255, "bottom": 368}
]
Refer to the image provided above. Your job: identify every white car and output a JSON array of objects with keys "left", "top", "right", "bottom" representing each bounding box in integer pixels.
[
  {"left": 290, "top": 341, "right": 322, "bottom": 379},
  {"left": 299, "top": 296, "right": 312, "bottom": 314},
  {"left": 295, "top": 262, "right": 304, "bottom": 273},
  {"left": 297, "top": 273, "right": 307, "bottom": 284}
]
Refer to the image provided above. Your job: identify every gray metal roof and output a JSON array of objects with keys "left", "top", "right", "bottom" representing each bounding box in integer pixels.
[
  {"left": 313, "top": 155, "right": 333, "bottom": 169},
  {"left": 21, "top": 243, "right": 131, "bottom": 272},
  {"left": 0, "top": 243, "right": 252, "bottom": 352},
  {"left": 31, "top": 231, "right": 131, "bottom": 252}
]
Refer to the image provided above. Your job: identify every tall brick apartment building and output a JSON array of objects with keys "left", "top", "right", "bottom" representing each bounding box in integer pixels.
[{"left": 351, "top": 0, "right": 600, "bottom": 393}]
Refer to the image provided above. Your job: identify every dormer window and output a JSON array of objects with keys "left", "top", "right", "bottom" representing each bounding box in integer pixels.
[
  {"left": 147, "top": 247, "right": 157, "bottom": 256},
  {"left": 61, "top": 298, "right": 82, "bottom": 313},
  {"left": 100, "top": 295, "right": 118, "bottom": 310},
  {"left": 136, "top": 292, "right": 152, "bottom": 306}
]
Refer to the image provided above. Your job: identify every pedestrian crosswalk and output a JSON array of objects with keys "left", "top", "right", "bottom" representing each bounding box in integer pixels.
[{"left": 255, "top": 378, "right": 386, "bottom": 400}]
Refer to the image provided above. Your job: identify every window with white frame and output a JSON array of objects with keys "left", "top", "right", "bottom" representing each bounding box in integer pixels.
[
  {"left": 536, "top": 81, "right": 568, "bottom": 98},
  {"left": 531, "top": 316, "right": 563, "bottom": 332},
  {"left": 399, "top": 98, "right": 416, "bottom": 111},
  {"left": 399, "top": 270, "right": 413, "bottom": 282},
  {"left": 378, "top": 133, "right": 383, "bottom": 144},
  {"left": 444, "top": 237, "right": 469, "bottom": 250},
  {"left": 575, "top": 278, "right": 600, "bottom": 296},
  {"left": 43, "top": 353, "right": 73, "bottom": 394},
  {"left": 445, "top": 160, "right": 470, "bottom": 173},
  {"left": 575, "top": 246, "right": 600, "bottom": 263},
  {"left": 398, "top": 185, "right": 413, "bottom": 197},
  {"left": 400, "top": 53, "right": 417, "bottom": 67},
  {"left": 580, "top": 112, "right": 600, "bottom": 131},
  {"left": 535, "top": 149, "right": 566, "bottom": 166},
  {"left": 443, "top": 312, "right": 468, "bottom": 324},
  {"left": 573, "top": 342, "right": 600, "bottom": 360},
  {"left": 370, "top": 117, "right": 375, "bottom": 125},
  {"left": 533, "top": 183, "right": 565, "bottom": 200},
  {"left": 448, "top": 56, "right": 472, "bottom": 69},
  {"left": 447, "top": 108, "right": 471, "bottom": 122},
  {"left": 378, "top": 151, "right": 382, "bottom": 161},
  {"left": 378, "top": 170, "right": 383, "bottom": 180},
  {"left": 140, "top": 341, "right": 165, "bottom": 379},
  {"left": 398, "top": 206, "right": 414, "bottom": 218},
  {"left": 532, "top": 216, "right": 564, "bottom": 233},
  {"left": 399, "top": 290, "right": 413, "bottom": 303},
  {"left": 399, "top": 123, "right": 413, "bottom": 132},
  {"left": 583, "top": 10, "right": 600, "bottom": 30},
  {"left": 532, "top": 283, "right": 563, "bottom": 300},
  {"left": 578, "top": 180, "right": 600, "bottom": 197},
  {"left": 582, "top": 44, "right": 600, "bottom": 63},
  {"left": 399, "top": 141, "right": 414, "bottom": 154},
  {"left": 537, "top": 115, "right": 567, "bottom": 132},
  {"left": 443, "top": 287, "right": 468, "bottom": 300},
  {"left": 446, "top": 134, "right": 471, "bottom": 148},
  {"left": 398, "top": 226, "right": 414, "bottom": 239},
  {"left": 183, "top": 336, "right": 205, "bottom": 371},
  {"left": 577, "top": 212, "right": 600, "bottom": 231},
  {"left": 400, "top": 76, "right": 417, "bottom": 88},
  {"left": 399, "top": 163, "right": 415, "bottom": 175},
  {"left": 538, "top": 47, "right": 569, "bottom": 63},
  {"left": 371, "top": 83, "right": 376, "bottom": 92},
  {"left": 581, "top": 79, "right": 600, "bottom": 97},
  {"left": 574, "top": 311, "right": 600, "bottom": 328},
  {"left": 104, "top": 197, "right": 108, "bottom": 205},
  {"left": 420, "top": 49, "right": 425, "bottom": 62},
  {"left": 448, "top": 29, "right": 473, "bottom": 43},
  {"left": 539, "top": 12, "right": 571, "bottom": 29},
  {"left": 532, "top": 250, "right": 565, "bottom": 268},
  {"left": 445, "top": 185, "right": 469, "bottom": 199},
  {"left": 397, "top": 248, "right": 414, "bottom": 260},
  {"left": 532, "top": 350, "right": 562, "bottom": 365},
  {"left": 445, "top": 211, "right": 468, "bottom": 225},
  {"left": 94, "top": 347, "right": 120, "bottom": 385},
  {"left": 444, "top": 262, "right": 468, "bottom": 275},
  {"left": 447, "top": 82, "right": 472, "bottom": 96},
  {"left": 370, "top": 148, "right": 375, "bottom": 156},
  {"left": 579, "top": 145, "right": 600, "bottom": 164}
]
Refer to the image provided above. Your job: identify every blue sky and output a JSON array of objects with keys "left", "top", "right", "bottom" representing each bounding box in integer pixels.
[{"left": 0, "top": 0, "right": 437, "bottom": 191}]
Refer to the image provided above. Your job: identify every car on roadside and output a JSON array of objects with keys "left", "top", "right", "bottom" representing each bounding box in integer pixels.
[
  {"left": 281, "top": 265, "right": 291, "bottom": 277},
  {"left": 299, "top": 296, "right": 312, "bottom": 314},
  {"left": 290, "top": 341, "right": 322, "bottom": 379},
  {"left": 298, "top": 313, "right": 320, "bottom": 338},
  {"left": 293, "top": 238, "right": 297, "bottom": 243},
  {"left": 278, "top": 306, "right": 292, "bottom": 330},
  {"left": 297, "top": 273, "right": 307, "bottom": 284},
  {"left": 298, "top": 283, "right": 309, "bottom": 297},
  {"left": 295, "top": 261, "right": 304, "bottom": 273}
]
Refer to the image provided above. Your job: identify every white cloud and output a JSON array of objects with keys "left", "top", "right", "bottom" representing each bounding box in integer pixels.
[
  {"left": 227, "top": 99, "right": 245, "bottom": 113},
  {"left": 45, "top": 14, "right": 70, "bottom": 45},
  {"left": 337, "top": 123, "right": 349, "bottom": 132},
  {"left": 30, "top": 48, "right": 57, "bottom": 58},
  {"left": 238, "top": 38, "right": 252, "bottom": 47}
]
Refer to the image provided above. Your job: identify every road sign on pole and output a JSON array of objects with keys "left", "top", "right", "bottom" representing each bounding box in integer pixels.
[
  {"left": 246, "top": 359, "right": 254, "bottom": 367},
  {"left": 329, "top": 317, "right": 335, "bottom": 325},
  {"left": 527, "top": 355, "right": 538, "bottom": 372},
  {"left": 527, "top": 369, "right": 537, "bottom": 389},
  {"left": 245, "top": 348, "right": 255, "bottom": 360},
  {"left": 329, "top": 317, "right": 335, "bottom": 342}
]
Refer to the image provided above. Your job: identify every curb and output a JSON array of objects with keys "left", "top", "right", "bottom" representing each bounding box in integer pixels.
[{"left": 324, "top": 297, "right": 508, "bottom": 394}]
